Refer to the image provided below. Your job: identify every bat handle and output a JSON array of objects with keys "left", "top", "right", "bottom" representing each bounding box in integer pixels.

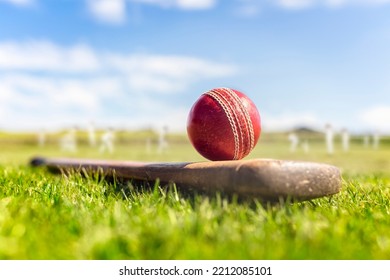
[{"left": 30, "top": 157, "right": 47, "bottom": 167}]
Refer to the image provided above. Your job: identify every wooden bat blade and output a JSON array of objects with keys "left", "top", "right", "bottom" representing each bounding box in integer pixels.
[{"left": 30, "top": 157, "right": 342, "bottom": 201}]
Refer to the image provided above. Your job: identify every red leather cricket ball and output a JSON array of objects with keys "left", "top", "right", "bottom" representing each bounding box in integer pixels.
[{"left": 187, "top": 87, "right": 261, "bottom": 161}]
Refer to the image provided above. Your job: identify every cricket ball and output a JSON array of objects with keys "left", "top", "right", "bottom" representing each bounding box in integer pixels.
[{"left": 187, "top": 87, "right": 261, "bottom": 161}]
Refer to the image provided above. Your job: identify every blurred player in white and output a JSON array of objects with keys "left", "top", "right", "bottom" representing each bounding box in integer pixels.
[
  {"left": 99, "top": 128, "right": 115, "bottom": 154},
  {"left": 60, "top": 127, "right": 77, "bottom": 153},
  {"left": 341, "top": 128, "right": 350, "bottom": 152},
  {"left": 325, "top": 124, "right": 334, "bottom": 155},
  {"left": 288, "top": 132, "right": 299, "bottom": 153}
]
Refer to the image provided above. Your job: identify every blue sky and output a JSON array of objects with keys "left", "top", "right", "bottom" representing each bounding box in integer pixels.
[{"left": 1, "top": 0, "right": 390, "bottom": 134}]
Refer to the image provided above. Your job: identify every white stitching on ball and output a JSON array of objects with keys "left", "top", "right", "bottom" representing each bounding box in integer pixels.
[
  {"left": 205, "top": 90, "right": 240, "bottom": 160},
  {"left": 224, "top": 87, "right": 255, "bottom": 153}
]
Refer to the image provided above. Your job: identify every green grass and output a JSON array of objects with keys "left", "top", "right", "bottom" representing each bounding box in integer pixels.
[{"left": 0, "top": 131, "right": 390, "bottom": 259}]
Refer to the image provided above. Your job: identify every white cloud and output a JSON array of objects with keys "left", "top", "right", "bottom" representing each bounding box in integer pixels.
[
  {"left": 87, "top": 0, "right": 126, "bottom": 24},
  {"left": 274, "top": 0, "right": 390, "bottom": 9},
  {"left": 176, "top": 0, "right": 216, "bottom": 9},
  {"left": 106, "top": 54, "right": 235, "bottom": 79},
  {"left": 85, "top": 0, "right": 216, "bottom": 24},
  {"left": 327, "top": 0, "right": 390, "bottom": 6},
  {"left": 325, "top": 0, "right": 348, "bottom": 7},
  {"left": 0, "top": 73, "right": 191, "bottom": 131},
  {"left": 0, "top": 0, "right": 34, "bottom": 7},
  {"left": 127, "top": 73, "right": 187, "bottom": 93},
  {"left": 0, "top": 73, "right": 129, "bottom": 130},
  {"left": 276, "top": 0, "right": 314, "bottom": 9},
  {"left": 106, "top": 53, "right": 236, "bottom": 93},
  {"left": 130, "top": 0, "right": 216, "bottom": 10},
  {"left": 0, "top": 74, "right": 121, "bottom": 112},
  {"left": 83, "top": 0, "right": 390, "bottom": 24},
  {"left": 235, "top": 0, "right": 261, "bottom": 18},
  {"left": 0, "top": 41, "right": 100, "bottom": 72},
  {"left": 0, "top": 40, "right": 236, "bottom": 131},
  {"left": 0, "top": 41, "right": 236, "bottom": 80},
  {"left": 359, "top": 106, "right": 390, "bottom": 133}
]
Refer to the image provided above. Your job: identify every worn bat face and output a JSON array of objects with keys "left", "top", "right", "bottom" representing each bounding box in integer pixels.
[{"left": 30, "top": 157, "right": 341, "bottom": 202}]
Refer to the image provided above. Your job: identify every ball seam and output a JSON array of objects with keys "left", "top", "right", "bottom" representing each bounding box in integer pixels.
[
  {"left": 205, "top": 91, "right": 240, "bottom": 160},
  {"left": 224, "top": 87, "right": 255, "bottom": 154},
  {"left": 217, "top": 88, "right": 246, "bottom": 159}
]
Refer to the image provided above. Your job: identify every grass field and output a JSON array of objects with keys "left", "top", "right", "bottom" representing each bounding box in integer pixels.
[{"left": 0, "top": 130, "right": 390, "bottom": 259}]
